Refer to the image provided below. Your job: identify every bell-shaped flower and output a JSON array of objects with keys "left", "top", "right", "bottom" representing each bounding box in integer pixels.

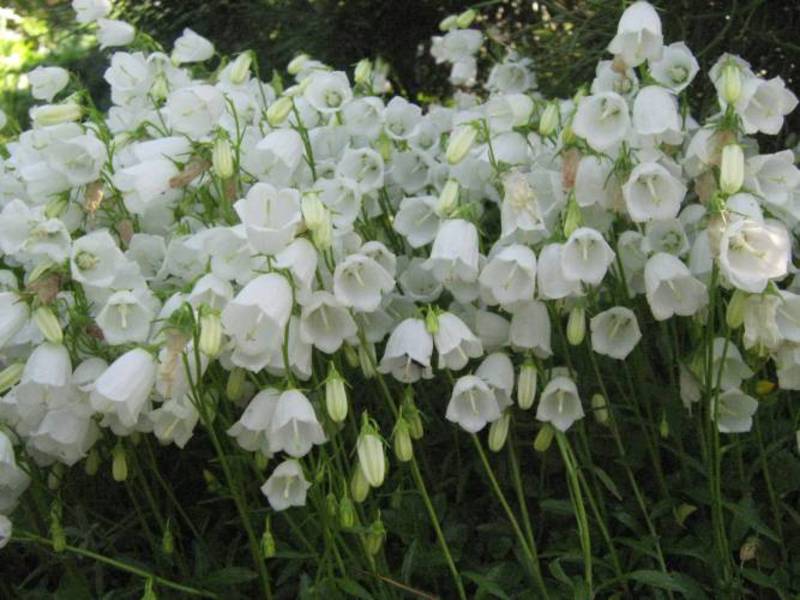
[
  {"left": 713, "top": 388, "right": 758, "bottom": 433},
  {"left": 378, "top": 318, "right": 433, "bottom": 383},
  {"left": 96, "top": 289, "right": 155, "bottom": 345},
  {"left": 509, "top": 300, "right": 552, "bottom": 358},
  {"left": 263, "top": 316, "right": 313, "bottom": 382},
  {"left": 745, "top": 150, "right": 800, "bottom": 211},
  {"left": 72, "top": 0, "right": 111, "bottom": 24},
  {"left": 644, "top": 253, "right": 707, "bottom": 320},
  {"left": 776, "top": 345, "right": 800, "bottom": 390},
  {"left": 15, "top": 342, "right": 72, "bottom": 413},
  {"left": 623, "top": 162, "right": 686, "bottom": 223},
  {"left": 299, "top": 291, "right": 357, "bottom": 354},
  {"left": 150, "top": 396, "right": 199, "bottom": 449},
  {"left": 643, "top": 218, "right": 689, "bottom": 256},
  {"left": 97, "top": 18, "right": 136, "bottom": 49},
  {"left": 445, "top": 374, "right": 502, "bottom": 433},
  {"left": 575, "top": 155, "right": 619, "bottom": 209},
  {"left": 536, "top": 376, "right": 584, "bottom": 432},
  {"left": 479, "top": 244, "right": 537, "bottom": 307},
  {"left": 222, "top": 273, "right": 293, "bottom": 363},
  {"left": 393, "top": 195, "right": 441, "bottom": 248},
  {"left": 632, "top": 86, "right": 681, "bottom": 142},
  {"left": 268, "top": 389, "right": 326, "bottom": 458},
  {"left": 261, "top": 459, "right": 311, "bottom": 511},
  {"left": 44, "top": 133, "right": 107, "bottom": 186},
  {"left": 235, "top": 183, "right": 302, "bottom": 256},
  {"left": 171, "top": 28, "right": 214, "bottom": 63},
  {"left": 704, "top": 338, "right": 753, "bottom": 391},
  {"left": 423, "top": 219, "right": 480, "bottom": 283},
  {"left": 590, "top": 306, "right": 641, "bottom": 359},
  {"left": 607, "top": 0, "right": 663, "bottom": 67},
  {"left": 335, "top": 148, "right": 384, "bottom": 194},
  {"left": 257, "top": 129, "right": 305, "bottom": 173},
  {"left": 227, "top": 388, "right": 280, "bottom": 455},
  {"left": 538, "top": 243, "right": 583, "bottom": 300},
  {"left": 433, "top": 312, "right": 483, "bottom": 370},
  {"left": 90, "top": 348, "right": 157, "bottom": 430},
  {"left": 572, "top": 92, "right": 630, "bottom": 151},
  {"left": 384, "top": 97, "right": 422, "bottom": 141},
  {"left": 776, "top": 292, "right": 800, "bottom": 344},
  {"left": 649, "top": 42, "right": 699, "bottom": 92},
  {"left": 398, "top": 258, "right": 443, "bottom": 302},
  {"left": 333, "top": 254, "right": 395, "bottom": 313},
  {"left": 113, "top": 158, "right": 180, "bottom": 215},
  {"left": 70, "top": 230, "right": 127, "bottom": 288},
  {"left": 718, "top": 218, "right": 790, "bottom": 293},
  {"left": 737, "top": 76, "right": 798, "bottom": 135},
  {"left": 27, "top": 66, "right": 69, "bottom": 102},
  {"left": 742, "top": 293, "right": 782, "bottom": 352},
  {"left": 304, "top": 71, "right": 352, "bottom": 113},
  {"left": 29, "top": 404, "right": 99, "bottom": 466},
  {"left": 475, "top": 352, "right": 515, "bottom": 409},
  {"left": 0, "top": 514, "right": 11, "bottom": 549},
  {"left": 561, "top": 227, "right": 615, "bottom": 286},
  {"left": 0, "top": 431, "right": 30, "bottom": 513},
  {"left": 163, "top": 84, "right": 224, "bottom": 137},
  {"left": 500, "top": 170, "right": 548, "bottom": 241},
  {"left": 0, "top": 292, "right": 29, "bottom": 350}
]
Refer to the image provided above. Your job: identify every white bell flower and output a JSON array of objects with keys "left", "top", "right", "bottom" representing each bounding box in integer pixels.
[
  {"left": 393, "top": 195, "right": 441, "bottom": 248},
  {"left": 96, "top": 289, "right": 155, "bottom": 345},
  {"left": 737, "top": 76, "right": 798, "bottom": 135},
  {"left": 445, "top": 374, "right": 502, "bottom": 433},
  {"left": 561, "top": 227, "right": 615, "bottom": 286},
  {"left": 590, "top": 306, "right": 641, "bottom": 359},
  {"left": 384, "top": 97, "right": 422, "bottom": 141},
  {"left": 90, "top": 348, "right": 157, "bottom": 430},
  {"left": 27, "top": 66, "right": 69, "bottom": 102},
  {"left": 299, "top": 291, "right": 357, "bottom": 354},
  {"left": 538, "top": 243, "right": 583, "bottom": 300},
  {"left": 150, "top": 396, "right": 199, "bottom": 449},
  {"left": 398, "top": 258, "right": 443, "bottom": 302},
  {"left": 423, "top": 219, "right": 480, "bottom": 283},
  {"left": 171, "top": 28, "right": 214, "bottom": 64},
  {"left": 649, "top": 42, "right": 699, "bottom": 92},
  {"left": 97, "top": 19, "right": 136, "bottom": 49},
  {"left": 509, "top": 300, "right": 552, "bottom": 358},
  {"left": 333, "top": 254, "right": 395, "bottom": 313},
  {"left": 479, "top": 244, "right": 537, "bottom": 307},
  {"left": 622, "top": 162, "right": 686, "bottom": 223},
  {"left": 164, "top": 85, "right": 224, "bottom": 137},
  {"left": 632, "top": 86, "right": 681, "bottom": 142},
  {"left": 718, "top": 218, "right": 790, "bottom": 293},
  {"left": 29, "top": 405, "right": 98, "bottom": 466},
  {"left": 71, "top": 230, "right": 127, "bottom": 288},
  {"left": 713, "top": 389, "right": 758, "bottom": 433},
  {"left": 0, "top": 431, "right": 30, "bottom": 514},
  {"left": 607, "top": 0, "right": 663, "bottom": 67},
  {"left": 433, "top": 312, "right": 483, "bottom": 370},
  {"left": 742, "top": 293, "right": 782, "bottom": 353},
  {"left": 227, "top": 388, "right": 280, "bottom": 455},
  {"left": 268, "top": 389, "right": 326, "bottom": 458},
  {"left": 304, "top": 71, "right": 352, "bottom": 114},
  {"left": 572, "top": 92, "right": 630, "bottom": 151},
  {"left": 72, "top": 0, "right": 111, "bottom": 24},
  {"left": 644, "top": 253, "right": 707, "bottom": 320},
  {"left": 335, "top": 148, "right": 384, "bottom": 194},
  {"left": 0, "top": 293, "right": 29, "bottom": 350},
  {"left": 378, "top": 318, "right": 433, "bottom": 383},
  {"left": 536, "top": 376, "right": 584, "bottom": 432},
  {"left": 261, "top": 459, "right": 311, "bottom": 511},
  {"left": 234, "top": 183, "right": 302, "bottom": 255},
  {"left": 475, "top": 352, "right": 515, "bottom": 409}
]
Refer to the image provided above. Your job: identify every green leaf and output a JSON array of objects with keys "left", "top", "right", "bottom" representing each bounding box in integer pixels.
[
  {"left": 335, "top": 578, "right": 373, "bottom": 600},
  {"left": 463, "top": 571, "right": 512, "bottom": 600},
  {"left": 197, "top": 567, "right": 258, "bottom": 588},
  {"left": 626, "top": 570, "right": 690, "bottom": 594},
  {"left": 724, "top": 498, "right": 781, "bottom": 544},
  {"left": 593, "top": 466, "right": 622, "bottom": 500}
]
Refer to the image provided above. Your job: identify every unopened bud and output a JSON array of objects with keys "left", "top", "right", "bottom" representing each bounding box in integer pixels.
[
  {"left": 726, "top": 289, "right": 748, "bottom": 330},
  {"left": 112, "top": 442, "right": 128, "bottom": 482},
  {"left": 403, "top": 391, "right": 424, "bottom": 440},
  {"left": 364, "top": 519, "right": 386, "bottom": 556},
  {"left": 590, "top": 393, "right": 609, "bottom": 425},
  {"left": 354, "top": 59, "right": 372, "bottom": 85},
  {"left": 162, "top": 524, "right": 174, "bottom": 555},
  {"left": 325, "top": 368, "right": 348, "bottom": 423},
  {"left": 199, "top": 310, "right": 222, "bottom": 358},
  {"left": 446, "top": 125, "right": 477, "bottom": 165},
  {"left": 287, "top": 54, "right": 310, "bottom": 75},
  {"left": 567, "top": 306, "right": 586, "bottom": 346},
  {"left": 517, "top": 361, "right": 538, "bottom": 409},
  {"left": 534, "top": 424, "right": 554, "bottom": 453},
  {"left": 350, "top": 464, "right": 370, "bottom": 503},
  {"left": 301, "top": 192, "right": 326, "bottom": 231},
  {"left": 393, "top": 418, "right": 413, "bottom": 462},
  {"left": 343, "top": 343, "right": 359, "bottom": 368},
  {"left": 31, "top": 103, "right": 81, "bottom": 127},
  {"left": 45, "top": 195, "right": 69, "bottom": 219},
  {"left": 0, "top": 363, "right": 24, "bottom": 394},
  {"left": 439, "top": 14, "right": 458, "bottom": 31},
  {"left": 50, "top": 502, "right": 65, "bottom": 553},
  {"left": 720, "top": 62, "right": 742, "bottom": 105},
  {"left": 719, "top": 144, "right": 744, "bottom": 195},
  {"left": 226, "top": 368, "right": 246, "bottom": 401},
  {"left": 456, "top": 8, "right": 477, "bottom": 28},
  {"left": 488, "top": 412, "right": 511, "bottom": 452},
  {"left": 755, "top": 380, "right": 775, "bottom": 396},
  {"left": 739, "top": 536, "right": 759, "bottom": 563},
  {"left": 358, "top": 343, "right": 376, "bottom": 379},
  {"left": 212, "top": 137, "right": 234, "bottom": 179},
  {"left": 33, "top": 306, "right": 63, "bottom": 344},
  {"left": 339, "top": 496, "right": 356, "bottom": 529},
  {"left": 261, "top": 518, "right": 276, "bottom": 558},
  {"left": 229, "top": 51, "right": 253, "bottom": 85},
  {"left": 376, "top": 132, "right": 393, "bottom": 162},
  {"left": 659, "top": 412, "right": 669, "bottom": 438},
  {"left": 266, "top": 96, "right": 293, "bottom": 126},
  {"left": 425, "top": 309, "right": 439, "bottom": 335},
  {"left": 357, "top": 416, "right": 386, "bottom": 488},
  {"left": 436, "top": 179, "right": 459, "bottom": 216},
  {"left": 563, "top": 194, "right": 583, "bottom": 238},
  {"left": 539, "top": 102, "right": 560, "bottom": 137}
]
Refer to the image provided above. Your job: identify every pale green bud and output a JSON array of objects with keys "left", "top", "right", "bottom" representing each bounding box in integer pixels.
[
  {"left": 439, "top": 14, "right": 458, "bottom": 31},
  {"left": 456, "top": 8, "right": 477, "bottom": 28},
  {"left": 424, "top": 309, "right": 439, "bottom": 334},
  {"left": 350, "top": 464, "right": 370, "bottom": 503},
  {"left": 659, "top": 412, "right": 669, "bottom": 439},
  {"left": 266, "top": 96, "right": 293, "bottom": 126},
  {"left": 393, "top": 418, "right": 413, "bottom": 463},
  {"left": 112, "top": 442, "right": 128, "bottom": 482},
  {"left": 534, "top": 424, "right": 554, "bottom": 452},
  {"left": 312, "top": 217, "right": 333, "bottom": 250},
  {"left": 538, "top": 102, "right": 560, "bottom": 137},
  {"left": 721, "top": 62, "right": 742, "bottom": 105},
  {"left": 354, "top": 58, "right": 372, "bottom": 85},
  {"left": 567, "top": 306, "right": 586, "bottom": 346},
  {"left": 301, "top": 192, "right": 327, "bottom": 231},
  {"left": 142, "top": 578, "right": 157, "bottom": 600},
  {"left": 590, "top": 393, "right": 609, "bottom": 425},
  {"left": 261, "top": 518, "right": 276, "bottom": 558},
  {"left": 31, "top": 103, "right": 82, "bottom": 127},
  {"left": 84, "top": 447, "right": 101, "bottom": 476},
  {"left": 325, "top": 368, "right": 348, "bottom": 423},
  {"left": 45, "top": 195, "right": 69, "bottom": 219},
  {"left": 364, "top": 519, "right": 386, "bottom": 556},
  {"left": 33, "top": 306, "right": 63, "bottom": 344},
  {"left": 287, "top": 53, "right": 310, "bottom": 75},
  {"left": 376, "top": 132, "right": 393, "bottom": 161},
  {"left": 488, "top": 412, "right": 511, "bottom": 453},
  {"left": 357, "top": 419, "right": 386, "bottom": 488},
  {"left": 0, "top": 363, "right": 24, "bottom": 394},
  {"left": 726, "top": 289, "right": 748, "bottom": 330},
  {"left": 358, "top": 343, "right": 376, "bottom": 379},
  {"left": 226, "top": 368, "right": 246, "bottom": 401},
  {"left": 151, "top": 73, "right": 169, "bottom": 100},
  {"left": 339, "top": 496, "right": 356, "bottom": 529},
  {"left": 229, "top": 51, "right": 253, "bottom": 85},
  {"left": 199, "top": 311, "right": 223, "bottom": 358},
  {"left": 212, "top": 137, "right": 234, "bottom": 179},
  {"left": 162, "top": 525, "right": 174, "bottom": 555},
  {"left": 436, "top": 179, "right": 459, "bottom": 216},
  {"left": 719, "top": 144, "right": 744, "bottom": 195},
  {"left": 343, "top": 343, "right": 360, "bottom": 368},
  {"left": 446, "top": 125, "right": 477, "bottom": 165},
  {"left": 517, "top": 361, "right": 537, "bottom": 410},
  {"left": 563, "top": 194, "right": 582, "bottom": 238},
  {"left": 50, "top": 502, "right": 65, "bottom": 553}
]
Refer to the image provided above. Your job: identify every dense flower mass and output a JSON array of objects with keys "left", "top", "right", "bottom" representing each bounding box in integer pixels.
[{"left": 2, "top": 1, "right": 800, "bottom": 596}]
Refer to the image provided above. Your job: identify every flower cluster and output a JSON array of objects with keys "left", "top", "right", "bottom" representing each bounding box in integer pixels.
[{"left": 0, "top": 0, "right": 798, "bottom": 545}]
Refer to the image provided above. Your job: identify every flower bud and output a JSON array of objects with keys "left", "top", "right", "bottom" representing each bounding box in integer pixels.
[
  {"left": 254, "top": 451, "right": 269, "bottom": 471},
  {"left": 50, "top": 502, "right": 65, "bottom": 553},
  {"left": 517, "top": 361, "right": 538, "bottom": 410},
  {"left": 726, "top": 289, "right": 748, "bottom": 330},
  {"left": 534, "top": 424, "right": 554, "bottom": 453},
  {"left": 212, "top": 137, "right": 234, "bottom": 179},
  {"left": 312, "top": 218, "right": 333, "bottom": 251},
  {"left": 261, "top": 518, "right": 276, "bottom": 558},
  {"left": 721, "top": 62, "right": 742, "bottom": 105},
  {"left": 48, "top": 465, "right": 63, "bottom": 490},
  {"left": 567, "top": 306, "right": 586, "bottom": 346},
  {"left": 162, "top": 524, "right": 174, "bottom": 555},
  {"left": 30, "top": 103, "right": 81, "bottom": 127},
  {"left": 659, "top": 412, "right": 669, "bottom": 438},
  {"left": 364, "top": 519, "right": 386, "bottom": 556},
  {"left": 358, "top": 343, "right": 376, "bottom": 379},
  {"left": 45, "top": 195, "right": 69, "bottom": 219},
  {"left": 326, "top": 493, "right": 338, "bottom": 520},
  {"left": 354, "top": 59, "right": 372, "bottom": 85},
  {"left": 403, "top": 391, "right": 424, "bottom": 440},
  {"left": 456, "top": 8, "right": 477, "bottom": 28},
  {"left": 287, "top": 54, "right": 310, "bottom": 75},
  {"left": 142, "top": 578, "right": 157, "bottom": 600},
  {"left": 539, "top": 102, "right": 560, "bottom": 137},
  {"left": 266, "top": 96, "right": 293, "bottom": 126},
  {"left": 436, "top": 179, "right": 459, "bottom": 217},
  {"left": 199, "top": 310, "right": 222, "bottom": 358},
  {"left": 151, "top": 73, "right": 169, "bottom": 100},
  {"left": 424, "top": 309, "right": 439, "bottom": 335},
  {"left": 229, "top": 51, "right": 253, "bottom": 85},
  {"left": 226, "top": 367, "right": 246, "bottom": 401},
  {"left": 301, "top": 192, "right": 326, "bottom": 231},
  {"left": 112, "top": 442, "right": 128, "bottom": 482},
  {"left": 350, "top": 464, "right": 370, "bottom": 503},
  {"left": 343, "top": 344, "right": 359, "bottom": 368},
  {"left": 439, "top": 14, "right": 458, "bottom": 31},
  {"left": 84, "top": 447, "right": 101, "bottom": 476},
  {"left": 488, "top": 412, "right": 511, "bottom": 453},
  {"left": 376, "top": 131, "right": 393, "bottom": 161},
  {"left": 719, "top": 144, "right": 744, "bottom": 195},
  {"left": 0, "top": 363, "right": 24, "bottom": 394},
  {"left": 562, "top": 194, "right": 583, "bottom": 238},
  {"left": 446, "top": 125, "right": 477, "bottom": 165},
  {"left": 590, "top": 393, "right": 609, "bottom": 425},
  {"left": 357, "top": 417, "right": 386, "bottom": 488},
  {"left": 325, "top": 367, "right": 348, "bottom": 423},
  {"left": 393, "top": 418, "right": 413, "bottom": 463},
  {"left": 33, "top": 306, "right": 63, "bottom": 344},
  {"left": 739, "top": 536, "right": 759, "bottom": 563},
  {"left": 755, "top": 380, "right": 775, "bottom": 396},
  {"left": 339, "top": 496, "right": 356, "bottom": 529}
]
